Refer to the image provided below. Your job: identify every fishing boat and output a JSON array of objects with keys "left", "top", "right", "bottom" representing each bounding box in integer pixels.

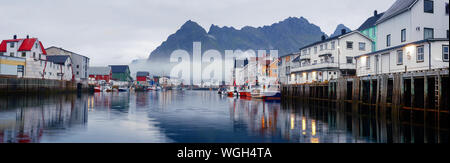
[
  {"left": 218, "top": 87, "right": 227, "bottom": 95},
  {"left": 227, "top": 87, "right": 238, "bottom": 97},
  {"left": 251, "top": 86, "right": 264, "bottom": 99},
  {"left": 118, "top": 86, "right": 129, "bottom": 92},
  {"left": 262, "top": 85, "right": 281, "bottom": 101},
  {"left": 238, "top": 86, "right": 252, "bottom": 97},
  {"left": 94, "top": 86, "right": 102, "bottom": 93}
]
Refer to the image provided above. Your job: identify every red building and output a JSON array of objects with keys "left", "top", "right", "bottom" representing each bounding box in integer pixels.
[{"left": 88, "top": 67, "right": 112, "bottom": 82}]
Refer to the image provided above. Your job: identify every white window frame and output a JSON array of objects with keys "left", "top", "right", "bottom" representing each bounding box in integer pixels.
[
  {"left": 359, "top": 42, "right": 366, "bottom": 51},
  {"left": 397, "top": 50, "right": 403, "bottom": 65},
  {"left": 417, "top": 45, "right": 425, "bottom": 62},
  {"left": 366, "top": 56, "right": 371, "bottom": 69},
  {"left": 443, "top": 45, "right": 449, "bottom": 62}
]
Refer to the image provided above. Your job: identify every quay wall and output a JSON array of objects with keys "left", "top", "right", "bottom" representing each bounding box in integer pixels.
[
  {"left": 0, "top": 78, "right": 77, "bottom": 95},
  {"left": 282, "top": 69, "right": 449, "bottom": 112}
]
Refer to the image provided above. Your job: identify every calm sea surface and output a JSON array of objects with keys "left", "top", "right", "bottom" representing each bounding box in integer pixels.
[{"left": 0, "top": 91, "right": 447, "bottom": 143}]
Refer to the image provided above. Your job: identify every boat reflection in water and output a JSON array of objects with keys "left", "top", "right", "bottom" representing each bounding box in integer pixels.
[{"left": 0, "top": 91, "right": 447, "bottom": 143}]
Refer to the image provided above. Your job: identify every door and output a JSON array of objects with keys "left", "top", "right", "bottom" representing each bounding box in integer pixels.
[{"left": 381, "top": 53, "right": 390, "bottom": 74}]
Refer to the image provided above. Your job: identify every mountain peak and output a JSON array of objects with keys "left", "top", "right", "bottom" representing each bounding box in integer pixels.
[{"left": 330, "top": 24, "right": 351, "bottom": 37}]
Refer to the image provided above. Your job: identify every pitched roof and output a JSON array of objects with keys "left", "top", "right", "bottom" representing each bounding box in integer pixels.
[
  {"left": 109, "top": 65, "right": 130, "bottom": 73},
  {"left": 136, "top": 71, "right": 150, "bottom": 77},
  {"left": 376, "top": 0, "right": 418, "bottom": 25},
  {"left": 299, "top": 31, "right": 371, "bottom": 50},
  {"left": 47, "top": 55, "right": 71, "bottom": 65},
  {"left": 0, "top": 38, "right": 47, "bottom": 54},
  {"left": 89, "top": 67, "right": 111, "bottom": 75},
  {"left": 357, "top": 12, "right": 385, "bottom": 31}
]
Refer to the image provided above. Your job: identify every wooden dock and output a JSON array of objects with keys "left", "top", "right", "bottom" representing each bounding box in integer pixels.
[
  {"left": 281, "top": 69, "right": 449, "bottom": 112},
  {"left": 0, "top": 78, "right": 77, "bottom": 95}
]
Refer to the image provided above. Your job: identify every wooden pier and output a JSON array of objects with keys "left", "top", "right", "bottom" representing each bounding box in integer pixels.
[{"left": 281, "top": 69, "right": 449, "bottom": 112}]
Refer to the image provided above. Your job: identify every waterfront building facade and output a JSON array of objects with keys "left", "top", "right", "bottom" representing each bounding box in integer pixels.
[
  {"left": 109, "top": 65, "right": 132, "bottom": 82},
  {"left": 46, "top": 55, "right": 74, "bottom": 81},
  {"left": 355, "top": 0, "right": 449, "bottom": 77},
  {"left": 0, "top": 56, "right": 26, "bottom": 78},
  {"left": 278, "top": 53, "right": 300, "bottom": 85},
  {"left": 358, "top": 10, "right": 385, "bottom": 52},
  {"left": 136, "top": 71, "right": 150, "bottom": 86},
  {"left": 88, "top": 66, "right": 112, "bottom": 83},
  {"left": 46, "top": 47, "right": 90, "bottom": 81},
  {"left": 0, "top": 35, "right": 49, "bottom": 79},
  {"left": 290, "top": 30, "right": 373, "bottom": 84}
]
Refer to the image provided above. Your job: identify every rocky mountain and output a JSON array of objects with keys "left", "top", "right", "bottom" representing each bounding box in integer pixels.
[
  {"left": 148, "top": 17, "right": 328, "bottom": 62},
  {"left": 329, "top": 24, "right": 352, "bottom": 38},
  {"left": 132, "top": 17, "right": 349, "bottom": 76}
]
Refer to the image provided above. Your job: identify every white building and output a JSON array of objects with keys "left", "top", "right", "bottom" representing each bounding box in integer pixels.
[
  {"left": 278, "top": 52, "right": 300, "bottom": 85},
  {"left": 46, "top": 47, "right": 90, "bottom": 81},
  {"left": 46, "top": 55, "right": 74, "bottom": 81},
  {"left": 356, "top": 0, "right": 449, "bottom": 76},
  {"left": 0, "top": 35, "right": 50, "bottom": 79},
  {"left": 291, "top": 30, "right": 373, "bottom": 84}
]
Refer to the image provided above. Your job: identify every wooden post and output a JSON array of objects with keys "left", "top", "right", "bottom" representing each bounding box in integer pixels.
[
  {"left": 400, "top": 75, "right": 405, "bottom": 106},
  {"left": 376, "top": 76, "right": 380, "bottom": 105},
  {"left": 424, "top": 74, "right": 428, "bottom": 109},
  {"left": 369, "top": 79, "right": 373, "bottom": 104},
  {"left": 437, "top": 71, "right": 442, "bottom": 110},
  {"left": 360, "top": 79, "right": 364, "bottom": 102},
  {"left": 411, "top": 75, "right": 415, "bottom": 109}
]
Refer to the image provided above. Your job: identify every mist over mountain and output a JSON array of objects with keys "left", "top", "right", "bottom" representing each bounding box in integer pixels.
[{"left": 130, "top": 17, "right": 349, "bottom": 77}]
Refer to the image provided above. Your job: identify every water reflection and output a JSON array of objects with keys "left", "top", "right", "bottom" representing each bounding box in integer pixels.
[
  {"left": 0, "top": 91, "right": 447, "bottom": 143},
  {"left": 0, "top": 95, "right": 88, "bottom": 143}
]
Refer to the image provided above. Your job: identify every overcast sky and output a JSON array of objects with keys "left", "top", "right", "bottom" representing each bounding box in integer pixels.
[{"left": 0, "top": 0, "right": 394, "bottom": 66}]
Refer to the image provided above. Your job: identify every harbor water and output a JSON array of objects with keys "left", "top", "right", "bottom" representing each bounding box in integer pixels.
[{"left": 0, "top": 90, "right": 447, "bottom": 143}]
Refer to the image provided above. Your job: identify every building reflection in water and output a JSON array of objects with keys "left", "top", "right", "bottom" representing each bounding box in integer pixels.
[
  {"left": 229, "top": 98, "right": 448, "bottom": 143},
  {"left": 0, "top": 94, "right": 88, "bottom": 143}
]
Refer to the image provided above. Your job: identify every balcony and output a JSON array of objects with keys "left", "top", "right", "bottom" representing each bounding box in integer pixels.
[{"left": 291, "top": 62, "right": 339, "bottom": 72}]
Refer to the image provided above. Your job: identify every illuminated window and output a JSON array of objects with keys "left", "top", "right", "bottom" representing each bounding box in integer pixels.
[{"left": 417, "top": 46, "right": 424, "bottom": 62}]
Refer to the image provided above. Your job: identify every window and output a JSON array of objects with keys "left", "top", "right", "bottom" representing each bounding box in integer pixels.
[
  {"left": 320, "top": 45, "right": 323, "bottom": 51},
  {"left": 401, "top": 29, "right": 406, "bottom": 42},
  {"left": 372, "top": 28, "right": 376, "bottom": 37},
  {"left": 443, "top": 45, "right": 449, "bottom": 62},
  {"left": 324, "top": 43, "right": 328, "bottom": 50},
  {"left": 39, "top": 54, "right": 41, "bottom": 60},
  {"left": 446, "top": 3, "right": 449, "bottom": 15},
  {"left": 313, "top": 60, "right": 317, "bottom": 65},
  {"left": 35, "top": 43, "right": 38, "bottom": 49},
  {"left": 346, "top": 57, "right": 353, "bottom": 64},
  {"left": 346, "top": 42, "right": 353, "bottom": 49},
  {"left": 417, "top": 46, "right": 425, "bottom": 62},
  {"left": 10, "top": 52, "right": 14, "bottom": 57},
  {"left": 359, "top": 42, "right": 366, "bottom": 51},
  {"left": 33, "top": 52, "right": 36, "bottom": 58},
  {"left": 424, "top": 0, "right": 434, "bottom": 13},
  {"left": 386, "top": 34, "right": 391, "bottom": 47},
  {"left": 397, "top": 50, "right": 403, "bottom": 65},
  {"left": 331, "top": 41, "right": 335, "bottom": 50},
  {"left": 21, "top": 52, "right": 26, "bottom": 57},
  {"left": 77, "top": 65, "right": 80, "bottom": 68},
  {"left": 0, "top": 53, "right": 3, "bottom": 56},
  {"left": 366, "top": 56, "right": 371, "bottom": 69},
  {"left": 77, "top": 71, "right": 79, "bottom": 75},
  {"left": 9, "top": 42, "right": 14, "bottom": 48},
  {"left": 314, "top": 47, "right": 317, "bottom": 54},
  {"left": 424, "top": 28, "right": 434, "bottom": 39}
]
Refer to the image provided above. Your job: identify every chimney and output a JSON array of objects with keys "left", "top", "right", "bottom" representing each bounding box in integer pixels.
[
  {"left": 341, "top": 29, "right": 347, "bottom": 35},
  {"left": 374, "top": 10, "right": 378, "bottom": 16},
  {"left": 321, "top": 35, "right": 326, "bottom": 41},
  {"left": 13, "top": 35, "right": 17, "bottom": 39}
]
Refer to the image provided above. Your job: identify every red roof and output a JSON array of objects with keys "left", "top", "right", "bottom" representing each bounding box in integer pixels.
[{"left": 0, "top": 38, "right": 47, "bottom": 55}]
